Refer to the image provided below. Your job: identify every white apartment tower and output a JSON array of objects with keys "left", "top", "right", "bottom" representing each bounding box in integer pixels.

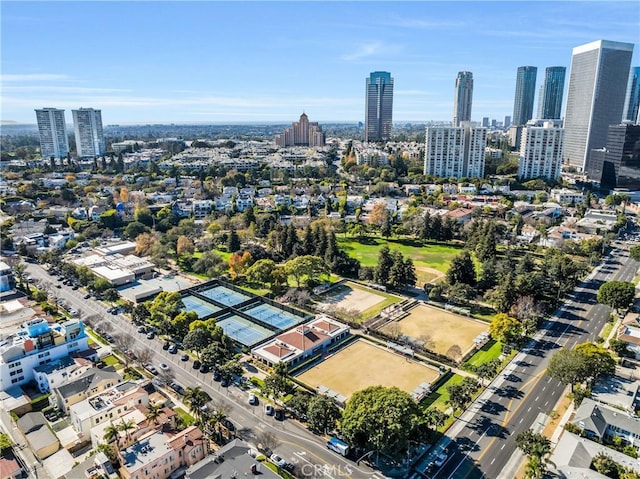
[
  {"left": 35, "top": 108, "right": 69, "bottom": 159},
  {"left": 518, "top": 120, "right": 564, "bottom": 180},
  {"left": 424, "top": 123, "right": 486, "bottom": 179},
  {"left": 72, "top": 108, "right": 106, "bottom": 158}
]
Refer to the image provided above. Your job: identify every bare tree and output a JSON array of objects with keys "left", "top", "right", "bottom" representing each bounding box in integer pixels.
[
  {"left": 446, "top": 344, "right": 463, "bottom": 361},
  {"left": 135, "top": 347, "right": 153, "bottom": 368},
  {"left": 257, "top": 430, "right": 279, "bottom": 452},
  {"left": 419, "top": 334, "right": 436, "bottom": 350},
  {"left": 385, "top": 322, "right": 402, "bottom": 341}
]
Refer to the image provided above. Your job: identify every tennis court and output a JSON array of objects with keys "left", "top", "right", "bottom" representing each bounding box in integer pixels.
[
  {"left": 216, "top": 315, "right": 272, "bottom": 346},
  {"left": 181, "top": 295, "right": 221, "bottom": 318},
  {"left": 242, "top": 303, "right": 307, "bottom": 330},
  {"left": 199, "top": 285, "right": 251, "bottom": 307}
]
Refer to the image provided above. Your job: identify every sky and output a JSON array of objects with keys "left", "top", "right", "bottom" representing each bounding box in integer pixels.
[{"left": 1, "top": 1, "right": 639, "bottom": 125}]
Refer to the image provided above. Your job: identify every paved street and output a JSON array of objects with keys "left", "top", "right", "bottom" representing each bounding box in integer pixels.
[
  {"left": 26, "top": 263, "right": 384, "bottom": 479},
  {"left": 417, "top": 243, "right": 639, "bottom": 479}
]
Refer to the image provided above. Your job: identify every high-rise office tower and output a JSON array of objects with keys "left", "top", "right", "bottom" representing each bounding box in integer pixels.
[
  {"left": 537, "top": 66, "right": 566, "bottom": 120},
  {"left": 590, "top": 124, "right": 640, "bottom": 189},
  {"left": 625, "top": 67, "right": 640, "bottom": 124},
  {"left": 518, "top": 120, "right": 564, "bottom": 180},
  {"left": 365, "top": 71, "right": 393, "bottom": 142},
  {"left": 423, "top": 123, "right": 486, "bottom": 178},
  {"left": 563, "top": 40, "right": 634, "bottom": 173},
  {"left": 72, "top": 108, "right": 105, "bottom": 158},
  {"left": 504, "top": 116, "right": 512, "bottom": 129},
  {"left": 512, "top": 66, "right": 538, "bottom": 126},
  {"left": 35, "top": 108, "right": 69, "bottom": 159},
  {"left": 453, "top": 71, "right": 473, "bottom": 127},
  {"left": 482, "top": 117, "right": 489, "bottom": 128}
]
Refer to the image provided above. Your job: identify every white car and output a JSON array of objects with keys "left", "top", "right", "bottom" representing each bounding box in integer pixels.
[
  {"left": 270, "top": 454, "right": 286, "bottom": 468},
  {"left": 158, "top": 363, "right": 170, "bottom": 371}
]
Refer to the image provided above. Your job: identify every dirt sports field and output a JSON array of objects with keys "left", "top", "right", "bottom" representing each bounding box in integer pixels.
[
  {"left": 296, "top": 338, "right": 440, "bottom": 399},
  {"left": 382, "top": 304, "right": 488, "bottom": 359},
  {"left": 316, "top": 282, "right": 387, "bottom": 314}
]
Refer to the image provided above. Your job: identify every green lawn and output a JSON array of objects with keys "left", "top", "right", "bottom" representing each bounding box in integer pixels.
[
  {"left": 101, "top": 355, "right": 120, "bottom": 367},
  {"left": 421, "top": 374, "right": 465, "bottom": 413},
  {"left": 337, "top": 237, "right": 462, "bottom": 273},
  {"left": 174, "top": 408, "right": 196, "bottom": 427},
  {"left": 465, "top": 340, "right": 503, "bottom": 367}
]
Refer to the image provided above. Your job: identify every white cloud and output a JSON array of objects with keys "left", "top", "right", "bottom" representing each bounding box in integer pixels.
[
  {"left": 340, "top": 41, "right": 387, "bottom": 61},
  {"left": 0, "top": 73, "right": 72, "bottom": 82}
]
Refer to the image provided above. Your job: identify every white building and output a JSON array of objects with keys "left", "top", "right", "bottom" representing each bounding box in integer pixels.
[
  {"left": 35, "top": 108, "right": 69, "bottom": 159},
  {"left": 424, "top": 123, "right": 486, "bottom": 179},
  {"left": 69, "top": 381, "right": 149, "bottom": 434},
  {"left": 0, "top": 318, "right": 90, "bottom": 390},
  {"left": 72, "top": 108, "right": 106, "bottom": 158},
  {"left": 550, "top": 188, "right": 585, "bottom": 204},
  {"left": 518, "top": 120, "right": 564, "bottom": 180}
]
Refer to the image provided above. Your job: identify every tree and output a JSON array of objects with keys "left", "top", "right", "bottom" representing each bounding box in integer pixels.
[
  {"left": 446, "top": 251, "right": 476, "bottom": 286},
  {"left": 591, "top": 452, "right": 619, "bottom": 477},
  {"left": 630, "top": 244, "right": 640, "bottom": 262},
  {"left": 286, "top": 392, "right": 311, "bottom": 419},
  {"left": 374, "top": 245, "right": 394, "bottom": 286},
  {"left": 264, "top": 373, "right": 290, "bottom": 399},
  {"left": 145, "top": 403, "right": 163, "bottom": 425},
  {"left": 307, "top": 396, "right": 341, "bottom": 434},
  {"left": 228, "top": 251, "right": 253, "bottom": 280},
  {"left": 546, "top": 349, "right": 590, "bottom": 392},
  {"left": 184, "top": 386, "right": 210, "bottom": 423},
  {"left": 597, "top": 281, "right": 635, "bottom": 311},
  {"left": 176, "top": 235, "right": 195, "bottom": 256},
  {"left": 117, "top": 419, "right": 136, "bottom": 445},
  {"left": 340, "top": 386, "right": 419, "bottom": 458},
  {"left": 0, "top": 433, "right": 13, "bottom": 453},
  {"left": 575, "top": 342, "right": 616, "bottom": 381},
  {"left": 446, "top": 383, "right": 472, "bottom": 415},
  {"left": 423, "top": 408, "right": 447, "bottom": 431},
  {"left": 246, "top": 259, "right": 277, "bottom": 286},
  {"left": 183, "top": 328, "right": 211, "bottom": 358},
  {"left": 284, "top": 255, "right": 327, "bottom": 288},
  {"left": 489, "top": 313, "right": 522, "bottom": 345},
  {"left": 227, "top": 228, "right": 240, "bottom": 253},
  {"left": 515, "top": 430, "right": 553, "bottom": 479},
  {"left": 135, "top": 232, "right": 156, "bottom": 256}
]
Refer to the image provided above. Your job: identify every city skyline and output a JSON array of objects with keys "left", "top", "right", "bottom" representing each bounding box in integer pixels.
[{"left": 1, "top": 1, "right": 638, "bottom": 125}]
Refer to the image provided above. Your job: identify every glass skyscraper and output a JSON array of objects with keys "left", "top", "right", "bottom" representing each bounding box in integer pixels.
[
  {"left": 537, "top": 66, "right": 566, "bottom": 120},
  {"left": 453, "top": 71, "right": 473, "bottom": 127},
  {"left": 512, "top": 66, "right": 537, "bottom": 126},
  {"left": 72, "top": 108, "right": 106, "bottom": 158},
  {"left": 626, "top": 66, "right": 640, "bottom": 124},
  {"left": 365, "top": 71, "right": 393, "bottom": 142},
  {"left": 35, "top": 108, "right": 69, "bottom": 159},
  {"left": 563, "top": 40, "right": 634, "bottom": 173}
]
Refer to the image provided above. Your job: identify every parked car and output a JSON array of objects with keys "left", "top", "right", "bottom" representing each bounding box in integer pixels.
[
  {"left": 213, "top": 370, "right": 221, "bottom": 381},
  {"left": 158, "top": 363, "right": 170, "bottom": 371},
  {"left": 221, "top": 419, "right": 235, "bottom": 431},
  {"left": 434, "top": 453, "right": 448, "bottom": 467},
  {"left": 265, "top": 404, "right": 274, "bottom": 416},
  {"left": 83, "top": 294, "right": 91, "bottom": 300},
  {"left": 248, "top": 393, "right": 258, "bottom": 405},
  {"left": 274, "top": 409, "right": 285, "bottom": 421},
  {"left": 221, "top": 377, "right": 229, "bottom": 387},
  {"left": 137, "top": 326, "right": 146, "bottom": 333},
  {"left": 170, "top": 382, "right": 185, "bottom": 395},
  {"left": 283, "top": 463, "right": 295, "bottom": 473},
  {"left": 146, "top": 332, "right": 155, "bottom": 339},
  {"left": 192, "top": 360, "right": 201, "bottom": 370},
  {"left": 200, "top": 364, "right": 210, "bottom": 373},
  {"left": 145, "top": 364, "right": 158, "bottom": 375},
  {"left": 270, "top": 454, "right": 286, "bottom": 468},
  {"left": 168, "top": 344, "right": 178, "bottom": 354},
  {"left": 181, "top": 354, "right": 189, "bottom": 361},
  {"left": 163, "top": 341, "right": 170, "bottom": 350}
]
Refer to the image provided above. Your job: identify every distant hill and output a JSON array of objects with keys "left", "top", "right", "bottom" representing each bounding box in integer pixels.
[{"left": 1, "top": 120, "right": 35, "bottom": 126}]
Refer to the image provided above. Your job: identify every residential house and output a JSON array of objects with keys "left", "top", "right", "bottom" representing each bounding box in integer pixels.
[
  {"left": 551, "top": 188, "right": 585, "bottom": 204},
  {"left": 572, "top": 398, "right": 640, "bottom": 449},
  {"left": 69, "top": 381, "right": 149, "bottom": 434},
  {"left": 186, "top": 439, "right": 280, "bottom": 479},
  {"left": 118, "top": 426, "right": 207, "bottom": 479},
  {"left": 16, "top": 412, "right": 60, "bottom": 460},
  {"left": 446, "top": 208, "right": 475, "bottom": 224},
  {"left": 33, "top": 355, "right": 93, "bottom": 394},
  {"left": 51, "top": 367, "right": 123, "bottom": 412}
]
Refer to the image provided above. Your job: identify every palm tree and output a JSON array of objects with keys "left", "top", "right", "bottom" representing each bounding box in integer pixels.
[
  {"left": 103, "top": 423, "right": 120, "bottom": 446},
  {"left": 117, "top": 419, "right": 136, "bottom": 446},
  {"left": 146, "top": 403, "right": 163, "bottom": 426},
  {"left": 184, "top": 386, "right": 209, "bottom": 423}
]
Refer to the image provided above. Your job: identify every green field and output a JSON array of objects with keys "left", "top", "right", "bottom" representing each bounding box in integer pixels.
[
  {"left": 465, "top": 340, "right": 503, "bottom": 367},
  {"left": 422, "top": 374, "right": 465, "bottom": 412},
  {"left": 337, "top": 237, "right": 462, "bottom": 273}
]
